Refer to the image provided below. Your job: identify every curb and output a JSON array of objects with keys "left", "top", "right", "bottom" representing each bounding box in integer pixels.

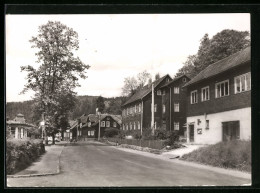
[{"left": 7, "top": 144, "right": 65, "bottom": 178}]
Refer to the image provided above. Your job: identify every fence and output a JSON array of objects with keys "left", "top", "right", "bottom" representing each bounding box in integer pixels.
[{"left": 108, "top": 138, "right": 165, "bottom": 150}]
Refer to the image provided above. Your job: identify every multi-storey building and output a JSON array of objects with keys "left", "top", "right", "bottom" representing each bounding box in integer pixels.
[
  {"left": 121, "top": 74, "right": 172, "bottom": 133},
  {"left": 158, "top": 75, "right": 190, "bottom": 138},
  {"left": 183, "top": 47, "right": 251, "bottom": 144}
]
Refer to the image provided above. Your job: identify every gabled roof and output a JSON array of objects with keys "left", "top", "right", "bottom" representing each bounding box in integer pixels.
[
  {"left": 122, "top": 74, "right": 171, "bottom": 106},
  {"left": 92, "top": 114, "right": 122, "bottom": 126},
  {"left": 160, "top": 74, "right": 190, "bottom": 89},
  {"left": 184, "top": 47, "right": 251, "bottom": 88}
]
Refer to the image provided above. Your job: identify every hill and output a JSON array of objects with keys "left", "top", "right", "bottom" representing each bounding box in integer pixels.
[{"left": 6, "top": 95, "right": 127, "bottom": 123}]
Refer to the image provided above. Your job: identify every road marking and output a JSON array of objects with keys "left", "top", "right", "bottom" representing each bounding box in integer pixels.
[{"left": 124, "top": 159, "right": 154, "bottom": 170}]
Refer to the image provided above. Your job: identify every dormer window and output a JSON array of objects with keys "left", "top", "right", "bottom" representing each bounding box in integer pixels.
[{"left": 183, "top": 77, "right": 186, "bottom": 82}]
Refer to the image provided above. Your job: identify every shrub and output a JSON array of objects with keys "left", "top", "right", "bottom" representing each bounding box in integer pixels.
[
  {"left": 6, "top": 138, "right": 45, "bottom": 174},
  {"left": 181, "top": 140, "right": 251, "bottom": 172},
  {"left": 163, "top": 130, "right": 180, "bottom": 147},
  {"left": 104, "top": 128, "right": 119, "bottom": 138},
  {"left": 154, "top": 128, "right": 168, "bottom": 140}
]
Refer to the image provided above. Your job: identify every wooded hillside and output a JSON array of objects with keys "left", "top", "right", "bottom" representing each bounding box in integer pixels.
[{"left": 6, "top": 95, "right": 126, "bottom": 123}]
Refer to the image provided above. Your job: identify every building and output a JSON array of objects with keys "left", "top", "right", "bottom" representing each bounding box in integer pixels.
[
  {"left": 158, "top": 75, "right": 190, "bottom": 139},
  {"left": 183, "top": 47, "right": 251, "bottom": 144},
  {"left": 81, "top": 114, "right": 122, "bottom": 138},
  {"left": 6, "top": 114, "right": 34, "bottom": 139},
  {"left": 121, "top": 74, "right": 172, "bottom": 134}
]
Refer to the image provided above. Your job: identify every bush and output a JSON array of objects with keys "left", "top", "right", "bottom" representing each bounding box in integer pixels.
[
  {"left": 104, "top": 128, "right": 119, "bottom": 138},
  {"left": 6, "top": 138, "right": 45, "bottom": 174},
  {"left": 163, "top": 130, "right": 180, "bottom": 147},
  {"left": 181, "top": 140, "right": 251, "bottom": 172}
]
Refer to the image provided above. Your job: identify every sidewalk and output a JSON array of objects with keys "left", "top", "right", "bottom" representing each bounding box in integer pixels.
[{"left": 7, "top": 142, "right": 67, "bottom": 178}]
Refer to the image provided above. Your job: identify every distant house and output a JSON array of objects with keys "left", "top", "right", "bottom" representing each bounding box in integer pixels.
[
  {"left": 158, "top": 74, "right": 190, "bottom": 139},
  {"left": 81, "top": 114, "right": 122, "bottom": 138},
  {"left": 121, "top": 74, "right": 172, "bottom": 133},
  {"left": 183, "top": 47, "right": 251, "bottom": 144},
  {"left": 6, "top": 114, "right": 34, "bottom": 139}
]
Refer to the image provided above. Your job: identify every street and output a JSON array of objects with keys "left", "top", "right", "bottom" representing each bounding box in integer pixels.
[{"left": 7, "top": 141, "right": 251, "bottom": 187}]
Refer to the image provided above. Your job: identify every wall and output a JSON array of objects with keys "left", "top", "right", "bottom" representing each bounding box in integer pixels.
[
  {"left": 187, "top": 107, "right": 251, "bottom": 144},
  {"left": 186, "top": 63, "right": 251, "bottom": 117}
]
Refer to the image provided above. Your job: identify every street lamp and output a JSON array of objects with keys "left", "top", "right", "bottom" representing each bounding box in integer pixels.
[{"left": 98, "top": 111, "right": 101, "bottom": 141}]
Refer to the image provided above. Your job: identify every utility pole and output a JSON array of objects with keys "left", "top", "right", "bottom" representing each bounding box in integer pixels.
[
  {"left": 151, "top": 83, "right": 155, "bottom": 135},
  {"left": 98, "top": 111, "right": 101, "bottom": 141}
]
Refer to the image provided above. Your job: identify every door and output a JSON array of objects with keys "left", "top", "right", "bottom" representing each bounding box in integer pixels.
[
  {"left": 189, "top": 124, "right": 194, "bottom": 142},
  {"left": 222, "top": 121, "right": 240, "bottom": 142}
]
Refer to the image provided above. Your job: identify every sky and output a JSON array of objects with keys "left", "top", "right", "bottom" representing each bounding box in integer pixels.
[{"left": 6, "top": 14, "right": 250, "bottom": 102}]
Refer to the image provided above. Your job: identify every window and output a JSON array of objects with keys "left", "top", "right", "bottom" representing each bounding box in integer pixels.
[
  {"left": 123, "top": 124, "right": 125, "bottom": 130},
  {"left": 135, "top": 105, "right": 137, "bottom": 113},
  {"left": 133, "top": 122, "right": 136, "bottom": 130},
  {"left": 101, "top": 121, "right": 105, "bottom": 127},
  {"left": 235, "top": 72, "right": 251, "bottom": 94},
  {"left": 174, "top": 87, "right": 179, "bottom": 94},
  {"left": 113, "top": 122, "right": 117, "bottom": 127},
  {"left": 163, "top": 104, "right": 166, "bottom": 113},
  {"left": 191, "top": 90, "right": 198, "bottom": 104},
  {"left": 174, "top": 122, "right": 179, "bottom": 130},
  {"left": 201, "top": 86, "right": 210, "bottom": 101},
  {"left": 174, "top": 103, "right": 179, "bottom": 112},
  {"left": 157, "top": 90, "right": 161, "bottom": 95},
  {"left": 154, "top": 104, "right": 157, "bottom": 112},
  {"left": 106, "top": 121, "right": 110, "bottom": 127},
  {"left": 139, "top": 103, "right": 141, "bottom": 112},
  {"left": 206, "top": 120, "right": 209, "bottom": 130},
  {"left": 130, "top": 122, "right": 132, "bottom": 130},
  {"left": 138, "top": 122, "right": 140, "bottom": 130},
  {"left": 183, "top": 77, "right": 186, "bottom": 82},
  {"left": 162, "top": 89, "right": 166, "bottom": 95},
  {"left": 216, "top": 80, "right": 229, "bottom": 98},
  {"left": 126, "top": 124, "right": 128, "bottom": 130},
  {"left": 166, "top": 78, "right": 170, "bottom": 82},
  {"left": 154, "top": 122, "right": 157, "bottom": 130}
]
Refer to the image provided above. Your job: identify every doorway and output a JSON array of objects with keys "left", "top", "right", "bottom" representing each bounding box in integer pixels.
[{"left": 189, "top": 124, "right": 194, "bottom": 142}]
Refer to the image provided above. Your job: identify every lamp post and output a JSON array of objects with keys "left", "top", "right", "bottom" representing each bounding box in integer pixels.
[{"left": 98, "top": 111, "right": 101, "bottom": 141}]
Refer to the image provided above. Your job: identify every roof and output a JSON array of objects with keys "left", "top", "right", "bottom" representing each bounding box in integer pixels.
[
  {"left": 184, "top": 47, "right": 251, "bottom": 87},
  {"left": 122, "top": 74, "right": 171, "bottom": 106},
  {"left": 6, "top": 120, "right": 34, "bottom": 127},
  {"left": 82, "top": 114, "right": 122, "bottom": 127},
  {"left": 160, "top": 74, "right": 190, "bottom": 88}
]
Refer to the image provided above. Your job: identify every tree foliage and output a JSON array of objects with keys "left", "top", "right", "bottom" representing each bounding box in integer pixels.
[
  {"left": 122, "top": 70, "right": 151, "bottom": 97},
  {"left": 96, "top": 96, "right": 105, "bottom": 113},
  {"left": 20, "top": 21, "right": 90, "bottom": 140},
  {"left": 175, "top": 29, "right": 250, "bottom": 78}
]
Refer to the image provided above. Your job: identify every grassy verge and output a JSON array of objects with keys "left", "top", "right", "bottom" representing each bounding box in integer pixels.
[{"left": 180, "top": 140, "right": 251, "bottom": 172}]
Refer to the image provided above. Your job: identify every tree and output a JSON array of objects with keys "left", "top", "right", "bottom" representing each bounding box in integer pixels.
[
  {"left": 96, "top": 96, "right": 105, "bottom": 113},
  {"left": 175, "top": 29, "right": 250, "bottom": 78},
  {"left": 21, "top": 21, "right": 90, "bottom": 144},
  {"left": 122, "top": 70, "right": 151, "bottom": 96},
  {"left": 155, "top": 73, "right": 160, "bottom": 80}
]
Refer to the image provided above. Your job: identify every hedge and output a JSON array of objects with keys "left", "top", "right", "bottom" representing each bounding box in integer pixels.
[{"left": 6, "top": 138, "right": 45, "bottom": 174}]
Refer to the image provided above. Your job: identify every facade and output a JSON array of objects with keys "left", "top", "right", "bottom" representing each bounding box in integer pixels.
[
  {"left": 158, "top": 75, "right": 190, "bottom": 138},
  {"left": 121, "top": 75, "right": 172, "bottom": 134},
  {"left": 6, "top": 114, "right": 34, "bottom": 139},
  {"left": 82, "top": 114, "right": 122, "bottom": 138},
  {"left": 64, "top": 114, "right": 88, "bottom": 141},
  {"left": 184, "top": 47, "right": 251, "bottom": 144}
]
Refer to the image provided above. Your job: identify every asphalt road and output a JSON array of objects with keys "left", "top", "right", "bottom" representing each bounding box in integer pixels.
[{"left": 7, "top": 141, "right": 251, "bottom": 187}]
